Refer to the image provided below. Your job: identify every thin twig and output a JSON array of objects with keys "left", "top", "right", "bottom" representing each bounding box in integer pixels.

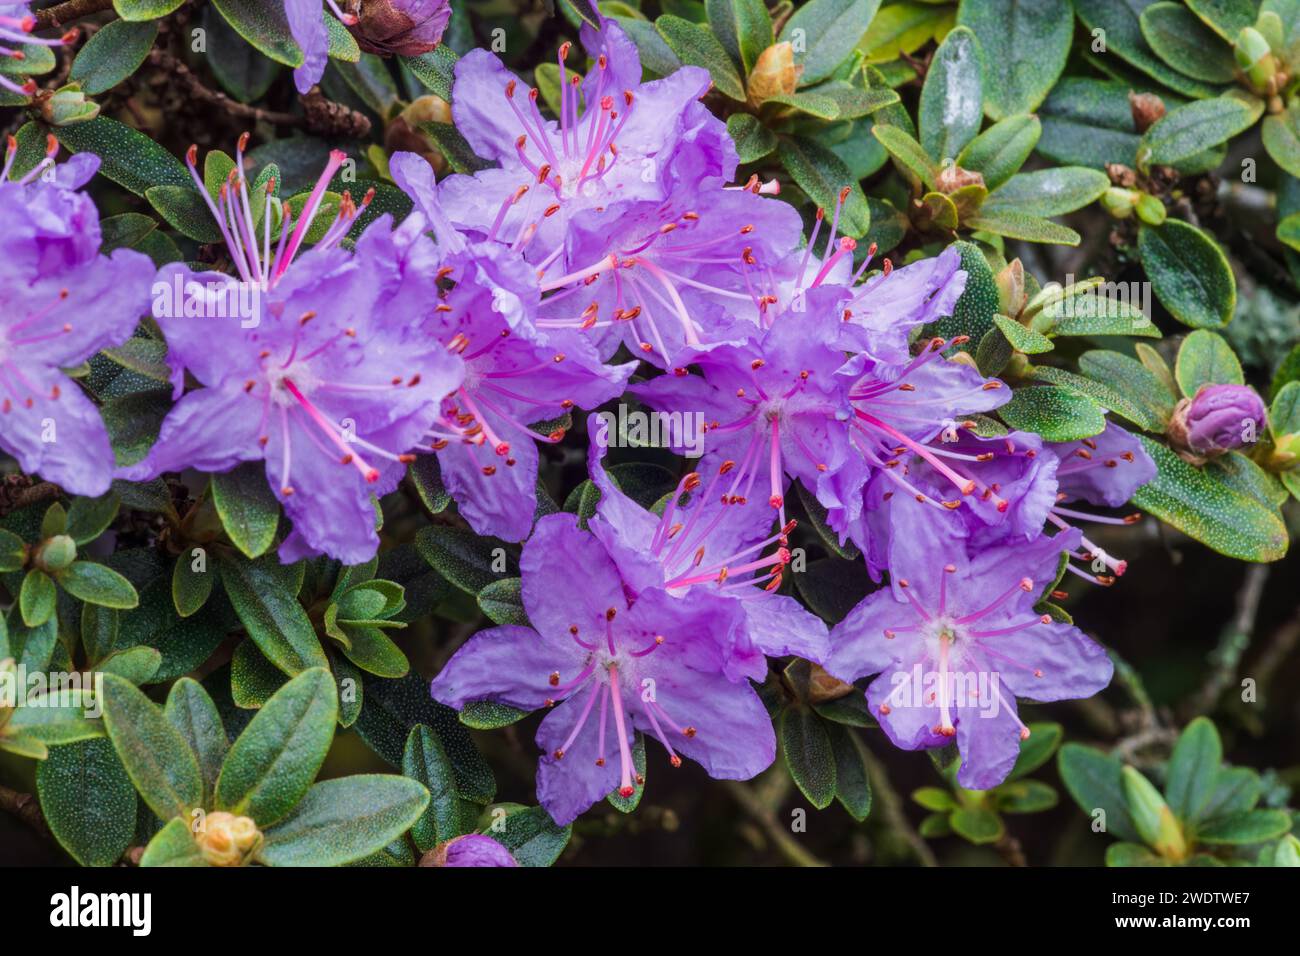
[
  {"left": 861, "top": 747, "right": 937, "bottom": 867},
  {"left": 0, "top": 784, "right": 50, "bottom": 839},
  {"left": 147, "top": 49, "right": 304, "bottom": 129},
  {"left": 722, "top": 780, "right": 827, "bottom": 867},
  {"left": 34, "top": 0, "right": 114, "bottom": 29},
  {"left": 994, "top": 832, "right": 1027, "bottom": 867},
  {"left": 1186, "top": 564, "right": 1270, "bottom": 718}
]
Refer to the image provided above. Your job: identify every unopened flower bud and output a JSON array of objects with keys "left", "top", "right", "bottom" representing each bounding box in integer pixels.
[
  {"left": 1101, "top": 186, "right": 1138, "bottom": 219},
  {"left": 36, "top": 534, "right": 76, "bottom": 572},
  {"left": 197, "top": 811, "right": 261, "bottom": 867},
  {"left": 1168, "top": 383, "right": 1268, "bottom": 461},
  {"left": 1122, "top": 766, "right": 1187, "bottom": 860},
  {"left": 747, "top": 42, "right": 801, "bottom": 105},
  {"left": 1235, "top": 26, "right": 1278, "bottom": 93},
  {"left": 419, "top": 833, "right": 519, "bottom": 867},
  {"left": 345, "top": 0, "right": 451, "bottom": 57},
  {"left": 1128, "top": 91, "right": 1165, "bottom": 133}
]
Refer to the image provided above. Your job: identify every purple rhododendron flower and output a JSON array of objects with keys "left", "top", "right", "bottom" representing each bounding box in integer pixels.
[
  {"left": 1171, "top": 383, "right": 1269, "bottom": 457},
  {"left": 436, "top": 21, "right": 735, "bottom": 258},
  {"left": 586, "top": 415, "right": 828, "bottom": 675},
  {"left": 121, "top": 142, "right": 463, "bottom": 563},
  {"left": 857, "top": 428, "right": 1060, "bottom": 580},
  {"left": 286, "top": 0, "right": 357, "bottom": 94},
  {"left": 827, "top": 508, "right": 1113, "bottom": 790},
  {"left": 534, "top": 180, "right": 802, "bottom": 368},
  {"left": 427, "top": 833, "right": 518, "bottom": 867},
  {"left": 431, "top": 513, "right": 776, "bottom": 825},
  {"left": 391, "top": 152, "right": 636, "bottom": 541},
  {"left": 345, "top": 0, "right": 450, "bottom": 57},
  {"left": 1, "top": 137, "right": 153, "bottom": 495}
]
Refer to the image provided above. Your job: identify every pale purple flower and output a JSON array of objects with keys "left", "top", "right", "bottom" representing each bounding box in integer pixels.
[
  {"left": 586, "top": 416, "right": 828, "bottom": 676},
  {"left": 435, "top": 21, "right": 736, "bottom": 262},
  {"left": 120, "top": 141, "right": 463, "bottom": 564},
  {"left": 827, "top": 508, "right": 1113, "bottom": 790},
  {"left": 286, "top": 0, "right": 358, "bottom": 94},
  {"left": 391, "top": 152, "right": 636, "bottom": 542},
  {"left": 1, "top": 137, "right": 153, "bottom": 495},
  {"left": 431, "top": 513, "right": 776, "bottom": 825},
  {"left": 631, "top": 301, "right": 868, "bottom": 541}
]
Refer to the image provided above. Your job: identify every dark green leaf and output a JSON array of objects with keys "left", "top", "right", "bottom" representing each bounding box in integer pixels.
[
  {"left": 957, "top": 0, "right": 1073, "bottom": 118},
  {"left": 70, "top": 18, "right": 158, "bottom": 95},
  {"left": 780, "top": 706, "right": 837, "bottom": 809},
  {"left": 37, "top": 738, "right": 136, "bottom": 867},
  {"left": 919, "top": 26, "right": 983, "bottom": 162},
  {"left": 99, "top": 672, "right": 203, "bottom": 821}
]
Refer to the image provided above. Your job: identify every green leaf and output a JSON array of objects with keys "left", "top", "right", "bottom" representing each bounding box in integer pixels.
[
  {"left": 204, "top": 4, "right": 280, "bottom": 103},
  {"left": 727, "top": 113, "right": 778, "bottom": 164},
  {"left": 656, "top": 15, "right": 746, "bottom": 101},
  {"left": 984, "top": 167, "right": 1110, "bottom": 218},
  {"left": 1140, "top": 218, "right": 1237, "bottom": 328},
  {"left": 71, "top": 18, "right": 158, "bottom": 95},
  {"left": 1165, "top": 716, "right": 1222, "bottom": 824},
  {"left": 1139, "top": 97, "right": 1258, "bottom": 168},
  {"left": 707, "top": 0, "right": 773, "bottom": 73},
  {"left": 215, "top": 667, "right": 338, "bottom": 827},
  {"left": 828, "top": 723, "right": 872, "bottom": 821},
  {"left": 955, "top": 114, "right": 1040, "bottom": 191},
  {"left": 1007, "top": 722, "right": 1064, "bottom": 780},
  {"left": 114, "top": 0, "right": 184, "bottom": 20},
  {"left": 459, "top": 700, "right": 529, "bottom": 731},
  {"left": 913, "top": 786, "right": 959, "bottom": 811},
  {"left": 230, "top": 638, "right": 286, "bottom": 708},
  {"left": 164, "top": 677, "right": 228, "bottom": 802},
  {"left": 97, "top": 645, "right": 162, "bottom": 684},
  {"left": 258, "top": 775, "right": 430, "bottom": 867},
  {"left": 965, "top": 212, "right": 1080, "bottom": 245},
  {"left": 402, "top": 46, "right": 458, "bottom": 102},
  {"left": 55, "top": 117, "right": 190, "bottom": 197},
  {"left": 415, "top": 525, "right": 514, "bottom": 595},
  {"left": 1195, "top": 809, "right": 1294, "bottom": 844},
  {"left": 778, "top": 136, "right": 870, "bottom": 236},
  {"left": 1261, "top": 105, "right": 1300, "bottom": 178},
  {"left": 1175, "top": 329, "right": 1244, "bottom": 398},
  {"left": 1057, "top": 743, "right": 1140, "bottom": 842},
  {"left": 1077, "top": 349, "right": 1178, "bottom": 424},
  {"left": 335, "top": 625, "right": 409, "bottom": 679},
  {"left": 57, "top": 562, "right": 140, "bottom": 610},
  {"left": 172, "top": 551, "right": 214, "bottom": 618},
  {"left": 36, "top": 737, "right": 136, "bottom": 867},
  {"left": 957, "top": 0, "right": 1072, "bottom": 118},
  {"left": 858, "top": 1, "right": 949, "bottom": 63},
  {"left": 1074, "top": 0, "right": 1228, "bottom": 99},
  {"left": 993, "top": 315, "right": 1054, "bottom": 354},
  {"left": 932, "top": 239, "right": 1000, "bottom": 348},
  {"left": 567, "top": 0, "right": 602, "bottom": 29},
  {"left": 872, "top": 123, "right": 937, "bottom": 188},
  {"left": 919, "top": 26, "right": 983, "bottom": 162},
  {"left": 999, "top": 385, "right": 1107, "bottom": 441},
  {"left": 220, "top": 555, "right": 329, "bottom": 676},
  {"left": 779, "top": 0, "right": 882, "bottom": 86},
  {"left": 99, "top": 672, "right": 203, "bottom": 821},
  {"left": 144, "top": 185, "right": 223, "bottom": 243},
  {"left": 995, "top": 779, "right": 1059, "bottom": 814},
  {"left": 0, "top": 529, "right": 26, "bottom": 572},
  {"left": 1039, "top": 289, "right": 1159, "bottom": 340},
  {"left": 1132, "top": 435, "right": 1289, "bottom": 561},
  {"left": 780, "top": 706, "right": 837, "bottom": 809},
  {"left": 1037, "top": 78, "right": 1142, "bottom": 169},
  {"left": 486, "top": 805, "right": 572, "bottom": 866},
  {"left": 1139, "top": 2, "right": 1237, "bottom": 83},
  {"left": 211, "top": 0, "right": 305, "bottom": 67},
  {"left": 1187, "top": 0, "right": 1258, "bottom": 39},
  {"left": 477, "top": 577, "right": 528, "bottom": 626},
  {"left": 20, "top": 570, "right": 57, "bottom": 628},
  {"left": 66, "top": 491, "right": 121, "bottom": 546},
  {"left": 403, "top": 725, "right": 468, "bottom": 852},
  {"left": 138, "top": 817, "right": 207, "bottom": 867},
  {"left": 950, "top": 806, "right": 1004, "bottom": 844}
]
